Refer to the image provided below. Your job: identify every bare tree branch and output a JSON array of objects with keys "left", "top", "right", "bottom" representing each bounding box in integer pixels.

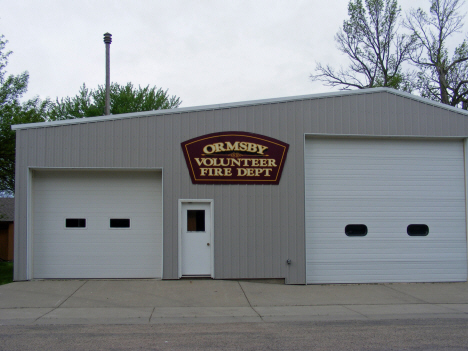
[
  {"left": 404, "top": 0, "right": 468, "bottom": 108},
  {"left": 311, "top": 0, "right": 417, "bottom": 91}
]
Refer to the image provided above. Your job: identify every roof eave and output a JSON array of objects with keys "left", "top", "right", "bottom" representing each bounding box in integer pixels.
[{"left": 11, "top": 88, "right": 468, "bottom": 131}]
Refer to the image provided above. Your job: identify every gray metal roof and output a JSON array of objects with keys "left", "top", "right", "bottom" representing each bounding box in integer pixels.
[
  {"left": 0, "top": 198, "right": 14, "bottom": 222},
  {"left": 12, "top": 88, "right": 468, "bottom": 131}
]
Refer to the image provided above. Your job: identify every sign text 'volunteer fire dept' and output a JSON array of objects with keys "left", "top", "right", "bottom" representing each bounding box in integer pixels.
[{"left": 181, "top": 132, "right": 289, "bottom": 184}]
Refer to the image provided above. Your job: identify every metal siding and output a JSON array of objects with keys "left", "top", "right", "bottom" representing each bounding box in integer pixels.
[
  {"left": 349, "top": 95, "right": 359, "bottom": 134},
  {"left": 89, "top": 121, "right": 98, "bottom": 167},
  {"left": 425, "top": 102, "right": 434, "bottom": 135},
  {"left": 442, "top": 109, "right": 452, "bottom": 135},
  {"left": 412, "top": 99, "right": 421, "bottom": 135},
  {"left": 307, "top": 99, "right": 317, "bottom": 132},
  {"left": 269, "top": 185, "right": 279, "bottom": 277},
  {"left": 96, "top": 122, "right": 107, "bottom": 167},
  {"left": 163, "top": 115, "right": 174, "bottom": 279},
  {"left": 322, "top": 98, "right": 331, "bottom": 133},
  {"left": 171, "top": 115, "right": 183, "bottom": 278},
  {"left": 69, "top": 125, "right": 78, "bottom": 166},
  {"left": 13, "top": 130, "right": 28, "bottom": 280},
  {"left": 291, "top": 100, "right": 306, "bottom": 283},
  {"left": 461, "top": 112, "right": 468, "bottom": 133},
  {"left": 387, "top": 94, "right": 398, "bottom": 135},
  {"left": 235, "top": 185, "right": 243, "bottom": 277},
  {"left": 120, "top": 119, "right": 129, "bottom": 167},
  {"left": 434, "top": 106, "right": 444, "bottom": 136},
  {"left": 383, "top": 92, "right": 391, "bottom": 134},
  {"left": 333, "top": 96, "right": 342, "bottom": 133},
  {"left": 276, "top": 103, "right": 288, "bottom": 278},
  {"left": 449, "top": 109, "right": 459, "bottom": 135},
  {"left": 394, "top": 94, "right": 406, "bottom": 134},
  {"left": 363, "top": 94, "right": 374, "bottom": 134},
  {"left": 146, "top": 117, "right": 156, "bottom": 167},
  {"left": 61, "top": 126, "right": 70, "bottom": 167},
  {"left": 137, "top": 117, "right": 145, "bottom": 167},
  {"left": 35, "top": 128, "right": 45, "bottom": 166},
  {"left": 373, "top": 93, "right": 383, "bottom": 134},
  {"left": 13, "top": 90, "right": 468, "bottom": 284},
  {"left": 51, "top": 127, "right": 61, "bottom": 167},
  {"left": 418, "top": 101, "right": 427, "bottom": 136}
]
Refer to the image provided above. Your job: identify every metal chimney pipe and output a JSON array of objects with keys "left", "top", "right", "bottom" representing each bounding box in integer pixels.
[{"left": 103, "top": 32, "right": 112, "bottom": 115}]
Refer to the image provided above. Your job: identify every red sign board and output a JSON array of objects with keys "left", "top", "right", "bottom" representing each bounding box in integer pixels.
[{"left": 181, "top": 132, "right": 289, "bottom": 185}]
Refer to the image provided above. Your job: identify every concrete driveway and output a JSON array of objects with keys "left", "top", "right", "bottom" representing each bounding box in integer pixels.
[{"left": 1, "top": 279, "right": 468, "bottom": 325}]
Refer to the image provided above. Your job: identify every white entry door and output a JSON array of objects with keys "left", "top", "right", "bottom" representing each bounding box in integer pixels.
[{"left": 181, "top": 202, "right": 212, "bottom": 276}]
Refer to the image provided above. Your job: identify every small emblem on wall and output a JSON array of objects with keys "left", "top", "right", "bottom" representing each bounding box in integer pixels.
[{"left": 181, "top": 132, "right": 289, "bottom": 184}]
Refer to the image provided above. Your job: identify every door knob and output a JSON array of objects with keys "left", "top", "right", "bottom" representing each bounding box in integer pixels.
[{"left": 207, "top": 243, "right": 210, "bottom": 246}]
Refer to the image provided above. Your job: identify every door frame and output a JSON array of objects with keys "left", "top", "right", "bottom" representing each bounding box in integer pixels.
[{"left": 178, "top": 199, "right": 214, "bottom": 278}]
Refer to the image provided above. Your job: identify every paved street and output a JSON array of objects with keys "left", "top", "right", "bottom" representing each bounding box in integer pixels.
[
  {"left": 1, "top": 279, "right": 467, "bottom": 325},
  {"left": 1, "top": 319, "right": 468, "bottom": 350}
]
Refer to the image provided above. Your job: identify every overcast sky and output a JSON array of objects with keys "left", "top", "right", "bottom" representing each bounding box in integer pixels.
[{"left": 2, "top": 0, "right": 468, "bottom": 108}]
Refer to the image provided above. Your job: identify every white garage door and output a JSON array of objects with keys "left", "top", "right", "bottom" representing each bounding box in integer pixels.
[
  {"left": 305, "top": 138, "right": 467, "bottom": 284},
  {"left": 32, "top": 171, "right": 163, "bottom": 279}
]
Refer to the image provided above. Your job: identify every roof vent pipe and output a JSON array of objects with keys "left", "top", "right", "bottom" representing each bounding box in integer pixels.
[{"left": 103, "top": 32, "right": 112, "bottom": 115}]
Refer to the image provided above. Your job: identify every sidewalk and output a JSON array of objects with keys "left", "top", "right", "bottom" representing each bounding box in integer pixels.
[{"left": 1, "top": 279, "right": 467, "bottom": 325}]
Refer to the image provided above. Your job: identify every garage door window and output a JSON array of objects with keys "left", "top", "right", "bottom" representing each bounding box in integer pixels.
[
  {"left": 110, "top": 218, "right": 130, "bottom": 228},
  {"left": 345, "top": 224, "right": 368, "bottom": 237},
  {"left": 65, "top": 218, "right": 86, "bottom": 228},
  {"left": 407, "top": 224, "right": 429, "bottom": 236}
]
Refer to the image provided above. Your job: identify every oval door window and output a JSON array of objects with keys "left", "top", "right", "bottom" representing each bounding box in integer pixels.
[
  {"left": 407, "top": 224, "right": 429, "bottom": 236},
  {"left": 345, "top": 224, "right": 368, "bottom": 237}
]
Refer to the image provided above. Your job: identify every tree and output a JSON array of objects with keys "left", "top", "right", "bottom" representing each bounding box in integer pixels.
[
  {"left": 311, "top": 0, "right": 417, "bottom": 90},
  {"left": 0, "top": 35, "right": 50, "bottom": 194},
  {"left": 404, "top": 0, "right": 468, "bottom": 109},
  {"left": 0, "top": 34, "right": 182, "bottom": 195},
  {"left": 48, "top": 82, "right": 181, "bottom": 120}
]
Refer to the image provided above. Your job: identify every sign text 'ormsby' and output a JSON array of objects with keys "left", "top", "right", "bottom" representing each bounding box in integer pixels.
[{"left": 181, "top": 132, "right": 289, "bottom": 184}]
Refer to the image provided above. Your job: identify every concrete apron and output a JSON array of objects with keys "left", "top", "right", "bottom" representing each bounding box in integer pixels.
[{"left": 0, "top": 280, "right": 468, "bottom": 325}]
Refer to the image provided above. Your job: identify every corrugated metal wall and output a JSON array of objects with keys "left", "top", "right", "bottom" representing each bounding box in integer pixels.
[{"left": 14, "top": 90, "right": 468, "bottom": 283}]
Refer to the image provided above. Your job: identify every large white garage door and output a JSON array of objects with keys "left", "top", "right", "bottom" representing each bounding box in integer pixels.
[
  {"left": 32, "top": 171, "right": 163, "bottom": 279},
  {"left": 305, "top": 138, "right": 467, "bottom": 284}
]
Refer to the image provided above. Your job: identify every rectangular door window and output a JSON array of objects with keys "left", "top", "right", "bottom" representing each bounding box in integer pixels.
[
  {"left": 66, "top": 218, "right": 86, "bottom": 228},
  {"left": 110, "top": 218, "right": 130, "bottom": 228},
  {"left": 187, "top": 210, "right": 205, "bottom": 231}
]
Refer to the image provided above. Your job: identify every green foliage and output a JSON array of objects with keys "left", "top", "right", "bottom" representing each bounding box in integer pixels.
[
  {"left": 0, "top": 35, "right": 50, "bottom": 194},
  {"left": 0, "top": 33, "right": 182, "bottom": 194},
  {"left": 311, "top": 0, "right": 417, "bottom": 90},
  {"left": 0, "top": 261, "right": 13, "bottom": 285},
  {"left": 48, "top": 82, "right": 181, "bottom": 120}
]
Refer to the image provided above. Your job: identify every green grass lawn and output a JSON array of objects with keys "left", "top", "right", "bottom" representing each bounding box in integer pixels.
[{"left": 0, "top": 261, "right": 13, "bottom": 285}]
